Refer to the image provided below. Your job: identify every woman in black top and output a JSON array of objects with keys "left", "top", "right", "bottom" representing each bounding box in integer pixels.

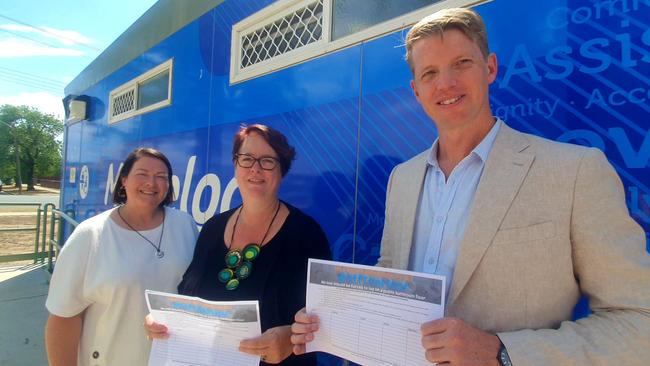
[{"left": 147, "top": 124, "right": 331, "bottom": 366}]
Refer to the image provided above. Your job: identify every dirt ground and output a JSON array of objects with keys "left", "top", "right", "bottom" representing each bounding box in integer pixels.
[
  {"left": 0, "top": 210, "right": 39, "bottom": 251},
  {"left": 1, "top": 184, "right": 60, "bottom": 266}
]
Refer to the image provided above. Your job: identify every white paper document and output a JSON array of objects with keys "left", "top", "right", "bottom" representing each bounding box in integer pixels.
[
  {"left": 306, "top": 259, "right": 445, "bottom": 366},
  {"left": 145, "top": 290, "right": 261, "bottom": 366}
]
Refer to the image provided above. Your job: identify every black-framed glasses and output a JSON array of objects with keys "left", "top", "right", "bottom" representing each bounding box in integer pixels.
[{"left": 235, "top": 153, "right": 279, "bottom": 170}]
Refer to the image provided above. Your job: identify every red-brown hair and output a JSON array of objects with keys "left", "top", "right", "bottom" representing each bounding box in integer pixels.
[{"left": 232, "top": 124, "right": 296, "bottom": 177}]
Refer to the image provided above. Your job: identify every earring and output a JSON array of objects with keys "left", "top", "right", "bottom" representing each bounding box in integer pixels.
[{"left": 118, "top": 186, "right": 127, "bottom": 199}]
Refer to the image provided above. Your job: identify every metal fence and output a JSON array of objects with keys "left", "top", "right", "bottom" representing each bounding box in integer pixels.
[
  {"left": 46, "top": 206, "right": 78, "bottom": 272},
  {"left": 0, "top": 203, "right": 78, "bottom": 272}
]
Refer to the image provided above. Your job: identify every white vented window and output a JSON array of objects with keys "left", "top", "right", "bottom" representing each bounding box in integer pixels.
[
  {"left": 111, "top": 87, "right": 136, "bottom": 118},
  {"left": 230, "top": 0, "right": 486, "bottom": 83},
  {"left": 241, "top": 0, "right": 324, "bottom": 68},
  {"left": 109, "top": 59, "right": 173, "bottom": 124}
]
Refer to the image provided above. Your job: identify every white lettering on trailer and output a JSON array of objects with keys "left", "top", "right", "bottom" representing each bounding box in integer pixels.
[
  {"left": 220, "top": 178, "right": 239, "bottom": 213},
  {"left": 79, "top": 165, "right": 89, "bottom": 199},
  {"left": 192, "top": 173, "right": 220, "bottom": 224},
  {"left": 557, "top": 127, "right": 650, "bottom": 169},
  {"left": 586, "top": 86, "right": 650, "bottom": 109},
  {"left": 499, "top": 26, "right": 650, "bottom": 89},
  {"left": 171, "top": 175, "right": 181, "bottom": 201},
  {"left": 180, "top": 155, "right": 196, "bottom": 213},
  {"left": 103, "top": 155, "right": 240, "bottom": 224},
  {"left": 104, "top": 162, "right": 123, "bottom": 205},
  {"left": 493, "top": 97, "right": 560, "bottom": 120}
]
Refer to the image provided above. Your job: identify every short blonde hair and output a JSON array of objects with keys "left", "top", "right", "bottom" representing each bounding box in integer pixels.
[{"left": 405, "top": 8, "right": 489, "bottom": 73}]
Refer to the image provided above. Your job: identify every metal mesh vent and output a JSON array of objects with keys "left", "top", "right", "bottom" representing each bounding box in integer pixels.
[
  {"left": 240, "top": 0, "right": 323, "bottom": 68},
  {"left": 111, "top": 88, "right": 136, "bottom": 117}
]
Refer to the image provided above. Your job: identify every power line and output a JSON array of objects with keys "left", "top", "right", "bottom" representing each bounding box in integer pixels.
[
  {"left": 0, "top": 76, "right": 62, "bottom": 93},
  {"left": 0, "top": 70, "right": 65, "bottom": 90},
  {"left": 0, "top": 13, "right": 101, "bottom": 51},
  {"left": 0, "top": 28, "right": 64, "bottom": 50},
  {"left": 0, "top": 29, "right": 94, "bottom": 60},
  {"left": 0, "top": 66, "right": 66, "bottom": 87},
  {"left": 0, "top": 74, "right": 62, "bottom": 93}
]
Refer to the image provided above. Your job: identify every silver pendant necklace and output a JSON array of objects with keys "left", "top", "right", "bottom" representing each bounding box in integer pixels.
[{"left": 117, "top": 206, "right": 165, "bottom": 258}]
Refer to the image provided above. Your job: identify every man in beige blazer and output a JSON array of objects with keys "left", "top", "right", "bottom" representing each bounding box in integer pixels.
[
  {"left": 380, "top": 121, "right": 650, "bottom": 365},
  {"left": 292, "top": 7, "right": 650, "bottom": 365}
]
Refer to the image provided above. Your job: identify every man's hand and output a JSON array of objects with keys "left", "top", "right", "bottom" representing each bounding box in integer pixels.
[
  {"left": 290, "top": 307, "right": 320, "bottom": 355},
  {"left": 239, "top": 325, "right": 293, "bottom": 364},
  {"left": 421, "top": 317, "right": 501, "bottom": 365}
]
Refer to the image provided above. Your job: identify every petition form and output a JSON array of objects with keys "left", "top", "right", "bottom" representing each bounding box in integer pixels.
[
  {"left": 145, "top": 290, "right": 261, "bottom": 366},
  {"left": 306, "top": 259, "right": 445, "bottom": 366}
]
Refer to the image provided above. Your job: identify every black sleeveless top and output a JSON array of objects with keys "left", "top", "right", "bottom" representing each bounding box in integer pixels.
[{"left": 178, "top": 202, "right": 331, "bottom": 366}]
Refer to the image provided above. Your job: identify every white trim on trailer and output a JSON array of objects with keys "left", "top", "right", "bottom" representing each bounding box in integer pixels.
[
  {"left": 230, "top": 0, "right": 490, "bottom": 84},
  {"left": 108, "top": 58, "right": 174, "bottom": 124}
]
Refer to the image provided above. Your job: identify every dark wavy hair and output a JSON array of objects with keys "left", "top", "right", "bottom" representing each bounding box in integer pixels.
[
  {"left": 232, "top": 124, "right": 296, "bottom": 177},
  {"left": 112, "top": 147, "right": 174, "bottom": 207}
]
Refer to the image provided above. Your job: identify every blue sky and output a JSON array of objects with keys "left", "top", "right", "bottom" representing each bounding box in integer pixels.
[{"left": 0, "top": 0, "right": 158, "bottom": 119}]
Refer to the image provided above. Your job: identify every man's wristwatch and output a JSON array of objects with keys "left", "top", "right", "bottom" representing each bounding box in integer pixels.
[{"left": 497, "top": 339, "right": 512, "bottom": 366}]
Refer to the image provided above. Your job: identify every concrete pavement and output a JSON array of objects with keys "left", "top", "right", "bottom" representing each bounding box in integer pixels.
[
  {"left": 0, "top": 194, "right": 59, "bottom": 207},
  {"left": 0, "top": 263, "right": 49, "bottom": 366},
  {"left": 0, "top": 186, "right": 59, "bottom": 365},
  {"left": 0, "top": 185, "right": 59, "bottom": 207}
]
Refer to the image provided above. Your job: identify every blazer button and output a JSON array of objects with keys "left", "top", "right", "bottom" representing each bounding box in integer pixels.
[{"left": 92, "top": 351, "right": 100, "bottom": 359}]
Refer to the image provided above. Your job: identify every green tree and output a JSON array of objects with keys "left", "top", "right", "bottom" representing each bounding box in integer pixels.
[
  {"left": 0, "top": 121, "right": 14, "bottom": 182},
  {"left": 0, "top": 105, "right": 63, "bottom": 191}
]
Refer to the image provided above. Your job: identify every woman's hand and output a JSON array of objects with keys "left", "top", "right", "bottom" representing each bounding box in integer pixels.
[
  {"left": 290, "top": 307, "right": 320, "bottom": 355},
  {"left": 239, "top": 325, "right": 293, "bottom": 364},
  {"left": 144, "top": 313, "right": 169, "bottom": 340}
]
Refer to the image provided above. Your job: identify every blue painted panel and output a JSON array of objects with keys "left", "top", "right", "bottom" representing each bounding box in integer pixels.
[
  {"left": 60, "top": 122, "right": 82, "bottom": 216},
  {"left": 356, "top": 0, "right": 650, "bottom": 321},
  {"left": 481, "top": 0, "right": 650, "bottom": 235},
  {"left": 356, "top": 28, "right": 438, "bottom": 265},
  {"left": 63, "top": 0, "right": 650, "bottom": 269}
]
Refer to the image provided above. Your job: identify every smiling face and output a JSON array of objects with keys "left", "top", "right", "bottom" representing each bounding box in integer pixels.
[
  {"left": 409, "top": 29, "right": 497, "bottom": 135},
  {"left": 121, "top": 156, "right": 170, "bottom": 211},
  {"left": 235, "top": 132, "right": 282, "bottom": 202}
]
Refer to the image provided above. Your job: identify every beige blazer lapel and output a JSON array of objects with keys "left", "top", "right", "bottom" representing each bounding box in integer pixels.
[
  {"left": 448, "top": 125, "right": 534, "bottom": 308},
  {"left": 395, "top": 151, "right": 429, "bottom": 269}
]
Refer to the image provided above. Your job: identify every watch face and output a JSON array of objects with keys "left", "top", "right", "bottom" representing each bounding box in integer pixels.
[{"left": 500, "top": 346, "right": 513, "bottom": 366}]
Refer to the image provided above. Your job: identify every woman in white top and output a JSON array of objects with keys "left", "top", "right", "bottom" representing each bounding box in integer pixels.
[{"left": 45, "top": 147, "right": 198, "bottom": 366}]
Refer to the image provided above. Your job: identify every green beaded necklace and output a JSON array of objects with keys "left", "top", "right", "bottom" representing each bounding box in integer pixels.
[{"left": 218, "top": 201, "right": 281, "bottom": 290}]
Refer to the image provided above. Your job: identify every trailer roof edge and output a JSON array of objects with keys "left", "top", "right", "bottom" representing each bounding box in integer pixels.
[{"left": 64, "top": 0, "right": 224, "bottom": 96}]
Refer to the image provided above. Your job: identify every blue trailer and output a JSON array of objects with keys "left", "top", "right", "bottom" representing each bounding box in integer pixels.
[{"left": 61, "top": 0, "right": 649, "bottom": 285}]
